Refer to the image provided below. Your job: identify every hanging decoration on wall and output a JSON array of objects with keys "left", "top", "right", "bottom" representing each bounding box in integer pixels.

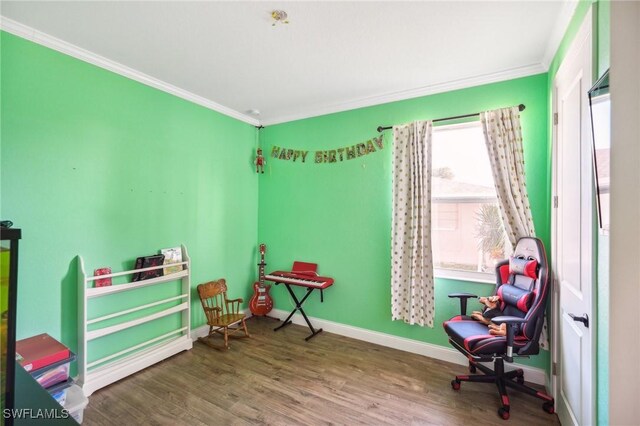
[
  {"left": 270, "top": 135, "right": 384, "bottom": 165},
  {"left": 254, "top": 124, "right": 266, "bottom": 174},
  {"left": 255, "top": 148, "right": 266, "bottom": 173}
]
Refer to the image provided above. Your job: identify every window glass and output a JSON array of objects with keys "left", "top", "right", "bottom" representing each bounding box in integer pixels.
[{"left": 431, "top": 122, "right": 510, "bottom": 275}]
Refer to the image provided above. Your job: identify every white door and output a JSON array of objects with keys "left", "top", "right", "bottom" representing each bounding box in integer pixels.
[{"left": 552, "top": 7, "right": 595, "bottom": 426}]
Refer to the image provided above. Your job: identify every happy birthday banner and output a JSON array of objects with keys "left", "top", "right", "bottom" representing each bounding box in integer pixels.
[{"left": 270, "top": 135, "right": 384, "bottom": 164}]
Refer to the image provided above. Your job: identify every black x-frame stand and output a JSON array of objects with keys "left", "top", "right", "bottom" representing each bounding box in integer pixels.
[{"left": 273, "top": 283, "right": 325, "bottom": 341}]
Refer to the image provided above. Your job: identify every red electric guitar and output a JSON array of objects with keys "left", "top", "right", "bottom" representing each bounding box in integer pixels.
[{"left": 249, "top": 244, "right": 274, "bottom": 316}]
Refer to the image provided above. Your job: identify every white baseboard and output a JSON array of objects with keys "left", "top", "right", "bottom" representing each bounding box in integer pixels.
[{"left": 192, "top": 308, "right": 548, "bottom": 386}]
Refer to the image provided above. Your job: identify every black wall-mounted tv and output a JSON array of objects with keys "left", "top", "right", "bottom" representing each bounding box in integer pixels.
[{"left": 588, "top": 70, "right": 610, "bottom": 234}]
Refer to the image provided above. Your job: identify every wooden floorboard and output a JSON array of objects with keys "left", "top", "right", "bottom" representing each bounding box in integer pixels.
[{"left": 83, "top": 318, "right": 559, "bottom": 425}]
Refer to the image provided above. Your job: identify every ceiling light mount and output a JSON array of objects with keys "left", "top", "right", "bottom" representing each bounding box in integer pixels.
[{"left": 271, "top": 10, "right": 289, "bottom": 26}]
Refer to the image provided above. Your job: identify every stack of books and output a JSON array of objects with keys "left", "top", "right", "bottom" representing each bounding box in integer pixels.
[{"left": 16, "top": 333, "right": 76, "bottom": 406}]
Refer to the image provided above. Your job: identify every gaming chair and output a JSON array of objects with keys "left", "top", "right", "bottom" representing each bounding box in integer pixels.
[{"left": 442, "top": 237, "right": 554, "bottom": 420}]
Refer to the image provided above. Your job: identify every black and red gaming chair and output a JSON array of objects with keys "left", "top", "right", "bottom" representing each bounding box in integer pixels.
[{"left": 443, "top": 237, "right": 554, "bottom": 420}]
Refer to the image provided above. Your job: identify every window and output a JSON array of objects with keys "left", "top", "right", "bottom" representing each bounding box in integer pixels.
[
  {"left": 431, "top": 121, "right": 509, "bottom": 279},
  {"left": 433, "top": 203, "right": 458, "bottom": 231}
]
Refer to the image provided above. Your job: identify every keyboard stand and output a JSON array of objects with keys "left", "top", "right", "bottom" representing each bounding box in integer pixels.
[{"left": 273, "top": 283, "right": 323, "bottom": 341}]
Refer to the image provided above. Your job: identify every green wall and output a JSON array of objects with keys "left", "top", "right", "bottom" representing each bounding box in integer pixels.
[
  {"left": 0, "top": 32, "right": 258, "bottom": 359},
  {"left": 258, "top": 73, "right": 549, "bottom": 370},
  {"left": 596, "top": 0, "right": 610, "bottom": 79}
]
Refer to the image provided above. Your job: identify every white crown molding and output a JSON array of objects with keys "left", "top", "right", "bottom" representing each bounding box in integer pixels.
[
  {"left": 260, "top": 62, "right": 546, "bottom": 126},
  {"left": 541, "top": 0, "right": 580, "bottom": 69},
  {"left": 1, "top": 13, "right": 564, "bottom": 129},
  {"left": 193, "top": 308, "right": 548, "bottom": 387},
  {"left": 0, "top": 16, "right": 260, "bottom": 127}
]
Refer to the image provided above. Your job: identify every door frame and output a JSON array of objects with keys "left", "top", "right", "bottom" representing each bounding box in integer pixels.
[{"left": 550, "top": 5, "right": 596, "bottom": 425}]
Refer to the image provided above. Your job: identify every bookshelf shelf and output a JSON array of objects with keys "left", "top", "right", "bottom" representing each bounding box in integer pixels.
[
  {"left": 85, "top": 269, "right": 188, "bottom": 298},
  {"left": 77, "top": 245, "right": 193, "bottom": 396},
  {"left": 85, "top": 302, "right": 189, "bottom": 341}
]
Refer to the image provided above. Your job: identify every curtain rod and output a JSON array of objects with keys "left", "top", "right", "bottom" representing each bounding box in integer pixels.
[{"left": 376, "top": 104, "right": 526, "bottom": 133}]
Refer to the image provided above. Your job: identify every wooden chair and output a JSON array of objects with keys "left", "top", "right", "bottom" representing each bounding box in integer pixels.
[{"left": 197, "top": 279, "right": 250, "bottom": 350}]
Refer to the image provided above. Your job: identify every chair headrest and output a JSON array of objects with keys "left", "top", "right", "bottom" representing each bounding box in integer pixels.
[
  {"left": 509, "top": 257, "right": 538, "bottom": 279},
  {"left": 512, "top": 237, "right": 545, "bottom": 267}
]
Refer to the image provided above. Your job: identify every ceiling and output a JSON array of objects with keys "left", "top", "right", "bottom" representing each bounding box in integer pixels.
[{"left": 1, "top": 1, "right": 577, "bottom": 125}]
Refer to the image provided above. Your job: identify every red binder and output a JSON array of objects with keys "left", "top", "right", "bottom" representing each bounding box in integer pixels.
[{"left": 15, "top": 334, "right": 70, "bottom": 372}]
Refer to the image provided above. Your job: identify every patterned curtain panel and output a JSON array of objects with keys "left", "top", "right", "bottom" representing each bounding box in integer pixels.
[
  {"left": 481, "top": 107, "right": 548, "bottom": 349},
  {"left": 480, "top": 107, "right": 536, "bottom": 248},
  {"left": 391, "top": 121, "right": 435, "bottom": 327}
]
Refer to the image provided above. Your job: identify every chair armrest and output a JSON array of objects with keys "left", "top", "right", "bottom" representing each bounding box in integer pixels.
[
  {"left": 202, "top": 306, "right": 221, "bottom": 322},
  {"left": 448, "top": 293, "right": 478, "bottom": 298},
  {"left": 492, "top": 316, "right": 527, "bottom": 363},
  {"left": 448, "top": 293, "right": 478, "bottom": 316},
  {"left": 225, "top": 298, "right": 243, "bottom": 315},
  {"left": 491, "top": 316, "right": 527, "bottom": 325}
]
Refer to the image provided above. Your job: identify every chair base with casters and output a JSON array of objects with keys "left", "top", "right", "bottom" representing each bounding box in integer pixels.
[
  {"left": 448, "top": 340, "right": 555, "bottom": 420},
  {"left": 197, "top": 279, "right": 251, "bottom": 350},
  {"left": 443, "top": 237, "right": 555, "bottom": 420}
]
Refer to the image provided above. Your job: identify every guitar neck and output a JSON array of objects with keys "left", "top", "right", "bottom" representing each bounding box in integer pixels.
[{"left": 258, "top": 251, "right": 266, "bottom": 286}]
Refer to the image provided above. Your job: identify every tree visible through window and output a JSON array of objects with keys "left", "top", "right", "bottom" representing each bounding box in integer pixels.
[{"left": 431, "top": 122, "right": 509, "bottom": 274}]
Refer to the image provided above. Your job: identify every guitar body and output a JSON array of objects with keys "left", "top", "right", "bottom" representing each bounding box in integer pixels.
[
  {"left": 249, "top": 281, "right": 274, "bottom": 316},
  {"left": 249, "top": 244, "right": 274, "bottom": 316}
]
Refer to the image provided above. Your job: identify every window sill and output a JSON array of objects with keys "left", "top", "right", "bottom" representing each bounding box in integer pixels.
[{"left": 434, "top": 268, "right": 495, "bottom": 285}]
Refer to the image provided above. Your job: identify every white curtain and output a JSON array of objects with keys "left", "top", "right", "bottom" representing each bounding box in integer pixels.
[
  {"left": 481, "top": 106, "right": 548, "bottom": 349},
  {"left": 480, "top": 106, "right": 536, "bottom": 248},
  {"left": 391, "top": 121, "right": 435, "bottom": 327}
]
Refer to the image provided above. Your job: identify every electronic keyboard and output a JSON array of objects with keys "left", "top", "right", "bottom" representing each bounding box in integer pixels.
[
  {"left": 264, "top": 271, "right": 334, "bottom": 289},
  {"left": 267, "top": 261, "right": 334, "bottom": 341}
]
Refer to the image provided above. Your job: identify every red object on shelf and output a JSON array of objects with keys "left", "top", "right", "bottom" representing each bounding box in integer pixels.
[
  {"left": 94, "top": 267, "right": 112, "bottom": 287},
  {"left": 15, "top": 334, "right": 70, "bottom": 372}
]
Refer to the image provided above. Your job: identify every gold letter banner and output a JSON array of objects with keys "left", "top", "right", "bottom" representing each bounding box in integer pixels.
[{"left": 270, "top": 135, "right": 384, "bottom": 165}]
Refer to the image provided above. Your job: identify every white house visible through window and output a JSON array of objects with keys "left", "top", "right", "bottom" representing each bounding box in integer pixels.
[
  {"left": 431, "top": 121, "right": 510, "bottom": 278},
  {"left": 433, "top": 203, "right": 458, "bottom": 231}
]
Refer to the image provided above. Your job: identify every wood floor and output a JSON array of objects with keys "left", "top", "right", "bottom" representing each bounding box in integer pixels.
[{"left": 83, "top": 319, "right": 559, "bottom": 425}]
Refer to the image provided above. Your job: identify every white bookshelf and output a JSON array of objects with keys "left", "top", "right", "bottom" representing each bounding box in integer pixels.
[{"left": 77, "top": 245, "right": 193, "bottom": 396}]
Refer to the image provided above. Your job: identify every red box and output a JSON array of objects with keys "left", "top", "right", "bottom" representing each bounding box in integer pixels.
[{"left": 16, "top": 334, "right": 70, "bottom": 372}]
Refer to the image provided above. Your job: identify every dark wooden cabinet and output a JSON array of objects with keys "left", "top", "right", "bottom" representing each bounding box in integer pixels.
[{"left": 2, "top": 228, "right": 21, "bottom": 426}]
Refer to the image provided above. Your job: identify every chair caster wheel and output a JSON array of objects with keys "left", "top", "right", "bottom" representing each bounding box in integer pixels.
[
  {"left": 469, "top": 363, "right": 477, "bottom": 373},
  {"left": 451, "top": 379, "right": 461, "bottom": 390},
  {"left": 498, "top": 407, "right": 510, "bottom": 420},
  {"left": 543, "top": 401, "right": 555, "bottom": 414}
]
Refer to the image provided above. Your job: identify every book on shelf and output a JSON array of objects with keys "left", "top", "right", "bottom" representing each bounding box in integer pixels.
[
  {"left": 160, "top": 247, "right": 183, "bottom": 275},
  {"left": 16, "top": 333, "right": 70, "bottom": 372},
  {"left": 131, "top": 257, "right": 144, "bottom": 282},
  {"left": 93, "top": 267, "right": 112, "bottom": 287},
  {"left": 132, "top": 254, "right": 165, "bottom": 282}
]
